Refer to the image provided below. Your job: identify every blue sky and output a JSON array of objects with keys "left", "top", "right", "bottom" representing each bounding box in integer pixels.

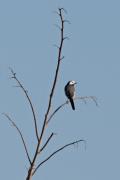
[{"left": 0, "top": 0, "right": 120, "bottom": 179}]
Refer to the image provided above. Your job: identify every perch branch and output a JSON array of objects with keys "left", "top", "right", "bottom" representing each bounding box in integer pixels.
[
  {"left": 47, "top": 96, "right": 98, "bottom": 124},
  {"left": 9, "top": 68, "right": 39, "bottom": 142},
  {"left": 32, "top": 139, "right": 86, "bottom": 175},
  {"left": 3, "top": 113, "right": 32, "bottom": 165}
]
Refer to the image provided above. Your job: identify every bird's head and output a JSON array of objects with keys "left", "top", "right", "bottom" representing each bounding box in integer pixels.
[{"left": 69, "top": 80, "right": 77, "bottom": 85}]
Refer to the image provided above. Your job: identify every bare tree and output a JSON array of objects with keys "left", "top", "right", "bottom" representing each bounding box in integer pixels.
[{"left": 3, "top": 8, "right": 97, "bottom": 180}]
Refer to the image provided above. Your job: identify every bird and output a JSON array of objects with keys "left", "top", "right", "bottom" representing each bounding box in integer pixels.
[{"left": 64, "top": 80, "right": 77, "bottom": 110}]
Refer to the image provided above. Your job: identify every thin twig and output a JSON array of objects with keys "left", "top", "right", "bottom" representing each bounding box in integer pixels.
[
  {"left": 58, "top": 7, "right": 68, "bottom": 14},
  {"left": 38, "top": 133, "right": 54, "bottom": 153},
  {"left": 3, "top": 113, "right": 32, "bottom": 165},
  {"left": 9, "top": 68, "right": 39, "bottom": 142},
  {"left": 76, "top": 96, "right": 98, "bottom": 106},
  {"left": 47, "top": 96, "right": 98, "bottom": 124},
  {"left": 32, "top": 139, "right": 85, "bottom": 175},
  {"left": 64, "top": 19, "right": 71, "bottom": 24}
]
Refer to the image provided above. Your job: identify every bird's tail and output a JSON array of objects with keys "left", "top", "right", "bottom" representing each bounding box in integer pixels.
[{"left": 69, "top": 98, "right": 75, "bottom": 110}]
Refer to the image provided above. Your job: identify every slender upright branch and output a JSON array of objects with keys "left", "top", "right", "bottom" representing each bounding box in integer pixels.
[
  {"left": 9, "top": 68, "right": 39, "bottom": 142},
  {"left": 26, "top": 8, "right": 66, "bottom": 180},
  {"left": 47, "top": 96, "right": 98, "bottom": 124},
  {"left": 39, "top": 8, "right": 66, "bottom": 150},
  {"left": 3, "top": 113, "right": 32, "bottom": 165},
  {"left": 32, "top": 139, "right": 86, "bottom": 175}
]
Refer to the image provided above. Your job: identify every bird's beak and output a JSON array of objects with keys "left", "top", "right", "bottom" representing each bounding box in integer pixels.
[{"left": 75, "top": 82, "right": 77, "bottom": 85}]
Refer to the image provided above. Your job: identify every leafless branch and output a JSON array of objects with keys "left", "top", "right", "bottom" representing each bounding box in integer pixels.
[
  {"left": 47, "top": 96, "right": 98, "bottom": 124},
  {"left": 53, "top": 44, "right": 59, "bottom": 49},
  {"left": 75, "top": 96, "right": 98, "bottom": 106},
  {"left": 9, "top": 68, "right": 39, "bottom": 142},
  {"left": 58, "top": 7, "right": 67, "bottom": 14},
  {"left": 63, "top": 36, "right": 70, "bottom": 41},
  {"left": 26, "top": 8, "right": 66, "bottom": 180},
  {"left": 53, "top": 8, "right": 67, "bottom": 16},
  {"left": 3, "top": 113, "right": 32, "bottom": 165},
  {"left": 38, "top": 7, "right": 66, "bottom": 149},
  {"left": 32, "top": 139, "right": 86, "bottom": 175},
  {"left": 63, "top": 19, "right": 71, "bottom": 24},
  {"left": 38, "top": 132, "right": 54, "bottom": 153},
  {"left": 54, "top": 24, "right": 61, "bottom": 30}
]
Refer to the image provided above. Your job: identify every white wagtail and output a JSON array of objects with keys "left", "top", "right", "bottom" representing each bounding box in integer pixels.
[{"left": 64, "top": 80, "right": 77, "bottom": 110}]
